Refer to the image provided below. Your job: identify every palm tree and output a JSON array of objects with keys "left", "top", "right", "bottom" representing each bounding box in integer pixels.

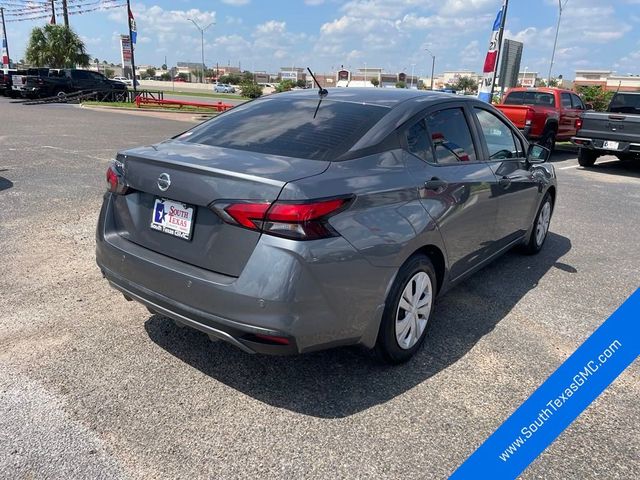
[{"left": 25, "top": 25, "right": 90, "bottom": 68}]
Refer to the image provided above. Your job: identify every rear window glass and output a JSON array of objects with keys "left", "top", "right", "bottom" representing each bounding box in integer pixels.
[
  {"left": 609, "top": 94, "right": 640, "bottom": 114},
  {"left": 181, "top": 97, "right": 389, "bottom": 160},
  {"left": 504, "top": 91, "right": 556, "bottom": 107}
]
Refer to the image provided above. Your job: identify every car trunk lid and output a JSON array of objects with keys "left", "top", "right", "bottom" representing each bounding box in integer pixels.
[{"left": 111, "top": 140, "right": 329, "bottom": 277}]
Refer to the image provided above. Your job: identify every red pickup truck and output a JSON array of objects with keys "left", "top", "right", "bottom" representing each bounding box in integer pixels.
[{"left": 496, "top": 87, "right": 588, "bottom": 152}]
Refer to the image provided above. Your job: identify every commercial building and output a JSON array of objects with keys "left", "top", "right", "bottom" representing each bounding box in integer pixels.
[{"left": 574, "top": 70, "right": 640, "bottom": 92}]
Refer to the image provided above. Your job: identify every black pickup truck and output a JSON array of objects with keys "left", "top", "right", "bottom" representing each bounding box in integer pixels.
[
  {"left": 13, "top": 68, "right": 127, "bottom": 99},
  {"left": 572, "top": 92, "right": 640, "bottom": 166}
]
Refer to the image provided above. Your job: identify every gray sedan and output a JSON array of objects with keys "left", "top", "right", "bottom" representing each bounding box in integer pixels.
[{"left": 96, "top": 89, "right": 555, "bottom": 363}]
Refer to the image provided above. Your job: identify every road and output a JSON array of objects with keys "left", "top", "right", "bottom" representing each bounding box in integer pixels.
[{"left": 0, "top": 98, "right": 638, "bottom": 479}]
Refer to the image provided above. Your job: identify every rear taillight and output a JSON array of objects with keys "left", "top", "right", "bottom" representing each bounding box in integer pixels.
[
  {"left": 106, "top": 161, "right": 130, "bottom": 195},
  {"left": 525, "top": 109, "right": 535, "bottom": 127},
  {"left": 575, "top": 117, "right": 583, "bottom": 130},
  {"left": 213, "top": 196, "right": 352, "bottom": 240}
]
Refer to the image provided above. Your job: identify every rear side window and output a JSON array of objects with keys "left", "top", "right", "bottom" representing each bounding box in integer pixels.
[
  {"left": 561, "top": 93, "right": 572, "bottom": 108},
  {"left": 425, "top": 108, "right": 476, "bottom": 164},
  {"left": 182, "top": 97, "right": 389, "bottom": 161},
  {"left": 609, "top": 93, "right": 640, "bottom": 114},
  {"left": 504, "top": 91, "right": 556, "bottom": 107}
]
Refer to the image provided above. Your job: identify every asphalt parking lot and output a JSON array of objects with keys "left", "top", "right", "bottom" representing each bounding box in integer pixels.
[{"left": 0, "top": 97, "right": 638, "bottom": 479}]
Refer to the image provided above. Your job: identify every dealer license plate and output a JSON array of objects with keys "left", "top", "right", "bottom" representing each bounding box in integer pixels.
[
  {"left": 150, "top": 198, "right": 195, "bottom": 241},
  {"left": 603, "top": 140, "right": 619, "bottom": 150}
]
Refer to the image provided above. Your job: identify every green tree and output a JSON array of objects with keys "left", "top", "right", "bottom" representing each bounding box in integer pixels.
[
  {"left": 104, "top": 68, "right": 115, "bottom": 78},
  {"left": 370, "top": 78, "right": 380, "bottom": 87},
  {"left": 242, "top": 71, "right": 254, "bottom": 83},
  {"left": 25, "top": 25, "right": 90, "bottom": 68},
  {"left": 240, "top": 81, "right": 263, "bottom": 99},
  {"left": 177, "top": 73, "right": 189, "bottom": 82},
  {"left": 275, "top": 79, "right": 296, "bottom": 92},
  {"left": 576, "top": 85, "right": 615, "bottom": 112},
  {"left": 395, "top": 81, "right": 406, "bottom": 88},
  {"left": 453, "top": 76, "right": 478, "bottom": 94},
  {"left": 296, "top": 79, "right": 306, "bottom": 88},
  {"left": 548, "top": 78, "right": 559, "bottom": 87},
  {"left": 146, "top": 67, "right": 156, "bottom": 78},
  {"left": 160, "top": 72, "right": 171, "bottom": 81}
]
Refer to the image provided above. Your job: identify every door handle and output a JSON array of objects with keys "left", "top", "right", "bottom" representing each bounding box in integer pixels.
[
  {"left": 498, "top": 176, "right": 511, "bottom": 188},
  {"left": 424, "top": 177, "right": 448, "bottom": 191}
]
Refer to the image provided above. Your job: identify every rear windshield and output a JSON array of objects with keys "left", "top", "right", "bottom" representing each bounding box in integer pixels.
[
  {"left": 181, "top": 97, "right": 389, "bottom": 161},
  {"left": 608, "top": 93, "right": 640, "bottom": 114},
  {"left": 504, "top": 91, "right": 556, "bottom": 107}
]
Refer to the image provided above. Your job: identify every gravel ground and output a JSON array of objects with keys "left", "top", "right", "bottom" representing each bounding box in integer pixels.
[{"left": 0, "top": 98, "right": 638, "bottom": 479}]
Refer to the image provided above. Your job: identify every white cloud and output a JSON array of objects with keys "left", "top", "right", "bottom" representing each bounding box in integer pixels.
[{"left": 221, "top": 0, "right": 250, "bottom": 5}]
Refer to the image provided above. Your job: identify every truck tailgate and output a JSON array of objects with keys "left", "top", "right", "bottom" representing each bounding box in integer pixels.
[{"left": 579, "top": 112, "right": 640, "bottom": 144}]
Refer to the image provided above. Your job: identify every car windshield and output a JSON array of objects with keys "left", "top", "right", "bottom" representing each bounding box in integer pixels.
[
  {"left": 608, "top": 93, "right": 640, "bottom": 114},
  {"left": 181, "top": 97, "right": 389, "bottom": 161},
  {"left": 504, "top": 91, "right": 556, "bottom": 107}
]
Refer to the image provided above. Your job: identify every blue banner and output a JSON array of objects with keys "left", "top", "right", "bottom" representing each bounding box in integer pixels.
[{"left": 450, "top": 289, "right": 640, "bottom": 479}]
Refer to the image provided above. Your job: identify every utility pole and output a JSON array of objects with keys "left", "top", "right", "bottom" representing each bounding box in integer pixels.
[
  {"left": 548, "top": 0, "right": 567, "bottom": 85},
  {"left": 189, "top": 19, "right": 214, "bottom": 84},
  {"left": 425, "top": 48, "right": 436, "bottom": 90},
  {"left": 50, "top": 0, "right": 56, "bottom": 25},
  {"left": 126, "top": 0, "right": 137, "bottom": 95},
  {"left": 1, "top": 7, "right": 10, "bottom": 68},
  {"left": 62, "top": 0, "right": 69, "bottom": 27}
]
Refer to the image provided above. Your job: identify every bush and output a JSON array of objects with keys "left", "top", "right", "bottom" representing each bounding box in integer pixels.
[
  {"left": 296, "top": 79, "right": 306, "bottom": 88},
  {"left": 275, "top": 79, "right": 296, "bottom": 92},
  {"left": 576, "top": 85, "right": 615, "bottom": 112},
  {"left": 240, "top": 82, "right": 263, "bottom": 99},
  {"left": 395, "top": 81, "right": 406, "bottom": 89},
  {"left": 160, "top": 73, "right": 171, "bottom": 81}
]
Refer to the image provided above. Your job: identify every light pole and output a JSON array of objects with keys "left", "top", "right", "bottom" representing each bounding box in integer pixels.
[
  {"left": 189, "top": 18, "right": 214, "bottom": 84},
  {"left": 523, "top": 66, "right": 528, "bottom": 86},
  {"left": 425, "top": 48, "right": 436, "bottom": 90},
  {"left": 548, "top": 0, "right": 568, "bottom": 85},
  {"left": 410, "top": 63, "right": 415, "bottom": 88}
]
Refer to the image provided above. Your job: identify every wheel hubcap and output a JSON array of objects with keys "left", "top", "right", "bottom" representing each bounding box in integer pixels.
[
  {"left": 395, "top": 271, "right": 432, "bottom": 350},
  {"left": 535, "top": 201, "right": 552, "bottom": 246}
]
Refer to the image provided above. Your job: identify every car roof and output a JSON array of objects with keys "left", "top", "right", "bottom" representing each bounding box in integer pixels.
[{"left": 280, "top": 87, "right": 454, "bottom": 108}]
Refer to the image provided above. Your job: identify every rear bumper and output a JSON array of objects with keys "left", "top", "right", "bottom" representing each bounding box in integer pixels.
[
  {"left": 571, "top": 136, "right": 640, "bottom": 155},
  {"left": 96, "top": 194, "right": 391, "bottom": 355}
]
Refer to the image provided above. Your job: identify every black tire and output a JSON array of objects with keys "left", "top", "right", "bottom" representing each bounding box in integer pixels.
[
  {"left": 578, "top": 148, "right": 598, "bottom": 167},
  {"left": 522, "top": 192, "right": 553, "bottom": 255},
  {"left": 539, "top": 130, "right": 556, "bottom": 153},
  {"left": 375, "top": 254, "right": 437, "bottom": 364}
]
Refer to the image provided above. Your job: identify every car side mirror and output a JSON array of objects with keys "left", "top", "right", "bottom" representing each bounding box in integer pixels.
[
  {"left": 527, "top": 143, "right": 550, "bottom": 164},
  {"left": 585, "top": 103, "right": 594, "bottom": 110}
]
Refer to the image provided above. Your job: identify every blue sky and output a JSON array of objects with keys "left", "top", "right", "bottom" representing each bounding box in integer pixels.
[{"left": 3, "top": 0, "right": 640, "bottom": 78}]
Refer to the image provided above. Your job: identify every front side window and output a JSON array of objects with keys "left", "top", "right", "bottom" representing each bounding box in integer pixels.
[
  {"left": 425, "top": 108, "right": 476, "bottom": 164},
  {"left": 474, "top": 108, "right": 519, "bottom": 159},
  {"left": 571, "top": 94, "right": 585, "bottom": 110}
]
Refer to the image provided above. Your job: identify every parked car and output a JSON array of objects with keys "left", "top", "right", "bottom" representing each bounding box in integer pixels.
[
  {"left": 112, "top": 76, "right": 138, "bottom": 87},
  {"left": 96, "top": 89, "right": 555, "bottom": 363},
  {"left": 496, "top": 87, "right": 588, "bottom": 152},
  {"left": 1, "top": 68, "right": 23, "bottom": 97},
  {"left": 214, "top": 83, "right": 236, "bottom": 93},
  {"left": 572, "top": 91, "right": 640, "bottom": 166},
  {"left": 14, "top": 68, "right": 127, "bottom": 99}
]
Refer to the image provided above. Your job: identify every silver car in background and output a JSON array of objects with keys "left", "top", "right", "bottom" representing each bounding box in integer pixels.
[{"left": 96, "top": 89, "right": 556, "bottom": 363}]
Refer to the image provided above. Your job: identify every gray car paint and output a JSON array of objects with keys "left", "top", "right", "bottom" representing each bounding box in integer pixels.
[{"left": 96, "top": 88, "right": 557, "bottom": 355}]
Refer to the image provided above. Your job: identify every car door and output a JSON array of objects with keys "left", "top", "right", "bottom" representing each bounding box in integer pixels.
[
  {"left": 471, "top": 106, "right": 541, "bottom": 248},
  {"left": 402, "top": 104, "right": 499, "bottom": 281},
  {"left": 559, "top": 92, "right": 580, "bottom": 139}
]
